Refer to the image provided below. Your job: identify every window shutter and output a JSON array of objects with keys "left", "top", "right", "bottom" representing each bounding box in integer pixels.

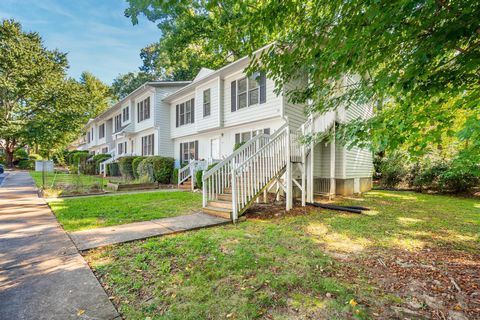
[
  {"left": 179, "top": 143, "right": 183, "bottom": 164},
  {"left": 191, "top": 98, "right": 195, "bottom": 123},
  {"left": 194, "top": 140, "right": 198, "bottom": 160},
  {"left": 235, "top": 133, "right": 240, "bottom": 144},
  {"left": 259, "top": 72, "right": 267, "bottom": 104},
  {"left": 176, "top": 105, "right": 179, "bottom": 127},
  {"left": 231, "top": 80, "right": 237, "bottom": 112}
]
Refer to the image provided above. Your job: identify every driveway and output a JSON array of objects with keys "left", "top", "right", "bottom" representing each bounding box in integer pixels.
[{"left": 0, "top": 171, "right": 119, "bottom": 319}]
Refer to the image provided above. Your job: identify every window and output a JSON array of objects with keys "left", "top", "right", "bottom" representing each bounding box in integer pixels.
[
  {"left": 203, "top": 89, "right": 211, "bottom": 117},
  {"left": 87, "top": 131, "right": 91, "bottom": 143},
  {"left": 122, "top": 107, "right": 129, "bottom": 122},
  {"left": 114, "top": 114, "right": 122, "bottom": 133},
  {"left": 235, "top": 128, "right": 270, "bottom": 144},
  {"left": 118, "top": 141, "right": 127, "bottom": 155},
  {"left": 180, "top": 141, "right": 198, "bottom": 164},
  {"left": 141, "top": 134, "right": 154, "bottom": 156},
  {"left": 137, "top": 97, "right": 151, "bottom": 122},
  {"left": 99, "top": 124, "right": 105, "bottom": 139},
  {"left": 101, "top": 147, "right": 108, "bottom": 154},
  {"left": 175, "top": 98, "right": 195, "bottom": 127},
  {"left": 90, "top": 127, "right": 94, "bottom": 141},
  {"left": 231, "top": 72, "right": 266, "bottom": 112}
]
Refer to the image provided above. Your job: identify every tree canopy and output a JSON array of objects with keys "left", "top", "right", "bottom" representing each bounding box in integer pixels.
[
  {"left": 111, "top": 71, "right": 157, "bottom": 99},
  {"left": 126, "top": 0, "right": 479, "bottom": 164},
  {"left": 0, "top": 19, "right": 111, "bottom": 163}
]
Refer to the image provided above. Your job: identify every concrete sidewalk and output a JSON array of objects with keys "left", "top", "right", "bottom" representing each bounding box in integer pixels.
[
  {"left": 0, "top": 171, "right": 119, "bottom": 320},
  {"left": 70, "top": 213, "right": 230, "bottom": 251}
]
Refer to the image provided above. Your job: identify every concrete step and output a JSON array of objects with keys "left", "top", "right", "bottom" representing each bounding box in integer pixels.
[
  {"left": 202, "top": 206, "right": 231, "bottom": 219},
  {"left": 208, "top": 200, "right": 232, "bottom": 209}
]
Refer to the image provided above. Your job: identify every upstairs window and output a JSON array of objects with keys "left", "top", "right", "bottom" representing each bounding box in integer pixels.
[
  {"left": 203, "top": 89, "right": 211, "bottom": 117},
  {"left": 231, "top": 72, "right": 266, "bottom": 112},
  {"left": 141, "top": 134, "right": 154, "bottom": 156},
  {"left": 137, "top": 97, "right": 151, "bottom": 122},
  {"left": 99, "top": 123, "right": 105, "bottom": 139},
  {"left": 114, "top": 114, "right": 122, "bottom": 133},
  {"left": 122, "top": 107, "right": 129, "bottom": 122},
  {"left": 175, "top": 98, "right": 195, "bottom": 127}
]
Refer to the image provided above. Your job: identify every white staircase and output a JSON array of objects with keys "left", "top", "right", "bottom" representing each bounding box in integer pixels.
[{"left": 202, "top": 120, "right": 316, "bottom": 221}]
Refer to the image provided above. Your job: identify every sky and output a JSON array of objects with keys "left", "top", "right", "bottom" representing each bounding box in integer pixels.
[{"left": 0, "top": 0, "right": 161, "bottom": 84}]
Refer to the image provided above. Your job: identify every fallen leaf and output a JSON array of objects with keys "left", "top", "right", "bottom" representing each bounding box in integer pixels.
[{"left": 77, "top": 309, "right": 85, "bottom": 316}]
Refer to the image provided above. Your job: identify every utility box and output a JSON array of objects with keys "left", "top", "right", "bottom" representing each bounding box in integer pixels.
[{"left": 35, "top": 160, "right": 54, "bottom": 172}]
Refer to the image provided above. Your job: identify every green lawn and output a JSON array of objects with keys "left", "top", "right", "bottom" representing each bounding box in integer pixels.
[
  {"left": 30, "top": 171, "right": 106, "bottom": 197},
  {"left": 85, "top": 191, "right": 479, "bottom": 319},
  {"left": 48, "top": 191, "right": 203, "bottom": 232}
]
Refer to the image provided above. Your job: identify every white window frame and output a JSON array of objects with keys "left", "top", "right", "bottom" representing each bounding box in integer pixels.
[
  {"left": 122, "top": 106, "right": 129, "bottom": 122},
  {"left": 203, "top": 89, "right": 211, "bottom": 117},
  {"left": 99, "top": 123, "right": 105, "bottom": 139},
  {"left": 137, "top": 97, "right": 150, "bottom": 123},
  {"left": 141, "top": 134, "right": 154, "bottom": 156}
]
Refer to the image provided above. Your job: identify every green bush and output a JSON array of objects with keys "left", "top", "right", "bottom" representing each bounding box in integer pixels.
[
  {"left": 118, "top": 156, "right": 136, "bottom": 180},
  {"left": 28, "top": 153, "right": 42, "bottom": 160},
  {"left": 107, "top": 162, "right": 120, "bottom": 176},
  {"left": 233, "top": 142, "right": 246, "bottom": 151},
  {"left": 378, "top": 152, "right": 409, "bottom": 188},
  {"left": 14, "top": 148, "right": 28, "bottom": 161},
  {"left": 18, "top": 159, "right": 34, "bottom": 170},
  {"left": 195, "top": 170, "right": 203, "bottom": 189},
  {"left": 138, "top": 156, "right": 175, "bottom": 184},
  {"left": 172, "top": 168, "right": 179, "bottom": 185},
  {"left": 132, "top": 157, "right": 146, "bottom": 179}
]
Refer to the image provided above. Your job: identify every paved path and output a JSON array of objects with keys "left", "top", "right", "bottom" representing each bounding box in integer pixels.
[
  {"left": 0, "top": 171, "right": 119, "bottom": 320},
  {"left": 70, "top": 213, "right": 229, "bottom": 250}
]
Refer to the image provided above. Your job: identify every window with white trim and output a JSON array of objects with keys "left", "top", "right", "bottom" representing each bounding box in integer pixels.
[
  {"left": 114, "top": 114, "right": 122, "bottom": 133},
  {"left": 235, "top": 128, "right": 270, "bottom": 144},
  {"left": 141, "top": 134, "right": 154, "bottom": 156},
  {"left": 99, "top": 123, "right": 105, "bottom": 139},
  {"left": 231, "top": 72, "right": 266, "bottom": 112},
  {"left": 101, "top": 147, "right": 108, "bottom": 154},
  {"left": 180, "top": 141, "right": 198, "bottom": 164},
  {"left": 203, "top": 89, "right": 211, "bottom": 117},
  {"left": 175, "top": 98, "right": 195, "bottom": 127},
  {"left": 137, "top": 97, "right": 150, "bottom": 122},
  {"left": 117, "top": 141, "right": 127, "bottom": 155},
  {"left": 122, "top": 107, "right": 129, "bottom": 122}
]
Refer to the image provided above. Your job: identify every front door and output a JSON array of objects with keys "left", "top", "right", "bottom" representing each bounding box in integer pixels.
[{"left": 210, "top": 138, "right": 220, "bottom": 160}]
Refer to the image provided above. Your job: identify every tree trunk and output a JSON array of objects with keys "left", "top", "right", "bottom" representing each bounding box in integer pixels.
[{"left": 5, "top": 149, "right": 14, "bottom": 168}]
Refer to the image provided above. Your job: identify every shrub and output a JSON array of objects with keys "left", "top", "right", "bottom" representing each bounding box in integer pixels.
[
  {"left": 172, "top": 168, "right": 179, "bottom": 185},
  {"left": 233, "top": 142, "right": 246, "bottom": 151},
  {"left": 411, "top": 161, "right": 448, "bottom": 191},
  {"left": 195, "top": 170, "right": 203, "bottom": 189},
  {"left": 118, "top": 156, "right": 136, "bottom": 180},
  {"left": 18, "top": 159, "right": 34, "bottom": 170},
  {"left": 28, "top": 154, "right": 42, "bottom": 160},
  {"left": 14, "top": 148, "right": 28, "bottom": 161},
  {"left": 132, "top": 156, "right": 146, "bottom": 180},
  {"left": 378, "top": 152, "right": 409, "bottom": 188},
  {"left": 138, "top": 156, "right": 175, "bottom": 184},
  {"left": 106, "top": 162, "right": 120, "bottom": 176}
]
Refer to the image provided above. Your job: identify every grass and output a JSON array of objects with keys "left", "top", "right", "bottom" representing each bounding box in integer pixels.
[
  {"left": 29, "top": 171, "right": 106, "bottom": 197},
  {"left": 48, "top": 191, "right": 203, "bottom": 232},
  {"left": 84, "top": 191, "right": 479, "bottom": 319}
]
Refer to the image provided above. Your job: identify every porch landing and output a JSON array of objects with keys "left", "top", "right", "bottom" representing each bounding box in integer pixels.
[{"left": 69, "top": 213, "right": 230, "bottom": 250}]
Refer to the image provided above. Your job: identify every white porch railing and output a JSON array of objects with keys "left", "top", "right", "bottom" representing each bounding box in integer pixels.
[
  {"left": 231, "top": 125, "right": 290, "bottom": 219},
  {"left": 202, "top": 126, "right": 280, "bottom": 208},
  {"left": 178, "top": 159, "right": 214, "bottom": 190}
]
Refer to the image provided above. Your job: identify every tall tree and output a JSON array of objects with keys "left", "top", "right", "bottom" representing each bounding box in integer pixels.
[
  {"left": 125, "top": 0, "right": 272, "bottom": 80},
  {"left": 0, "top": 19, "right": 109, "bottom": 164},
  {"left": 79, "top": 71, "right": 113, "bottom": 117},
  {"left": 111, "top": 71, "right": 157, "bottom": 99}
]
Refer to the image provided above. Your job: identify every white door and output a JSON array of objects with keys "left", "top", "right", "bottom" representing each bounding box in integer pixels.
[{"left": 210, "top": 138, "right": 220, "bottom": 160}]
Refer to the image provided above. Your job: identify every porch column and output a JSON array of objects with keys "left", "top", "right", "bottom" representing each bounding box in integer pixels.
[{"left": 329, "top": 126, "right": 336, "bottom": 197}]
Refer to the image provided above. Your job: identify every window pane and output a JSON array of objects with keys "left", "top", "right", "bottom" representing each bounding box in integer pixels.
[
  {"left": 238, "top": 92, "right": 247, "bottom": 109},
  {"left": 238, "top": 78, "right": 247, "bottom": 93},
  {"left": 248, "top": 73, "right": 260, "bottom": 90},
  {"left": 248, "top": 88, "right": 259, "bottom": 106}
]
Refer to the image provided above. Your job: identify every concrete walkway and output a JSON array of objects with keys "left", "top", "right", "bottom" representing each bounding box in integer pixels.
[
  {"left": 70, "top": 213, "right": 229, "bottom": 251},
  {"left": 0, "top": 171, "right": 119, "bottom": 320}
]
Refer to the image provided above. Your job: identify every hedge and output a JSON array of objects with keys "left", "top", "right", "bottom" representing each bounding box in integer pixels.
[
  {"left": 107, "top": 162, "right": 120, "bottom": 176},
  {"left": 18, "top": 159, "right": 34, "bottom": 170},
  {"left": 118, "top": 156, "right": 136, "bottom": 180},
  {"left": 138, "top": 156, "right": 175, "bottom": 184},
  {"left": 195, "top": 170, "right": 203, "bottom": 189},
  {"left": 132, "top": 156, "right": 146, "bottom": 180}
]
